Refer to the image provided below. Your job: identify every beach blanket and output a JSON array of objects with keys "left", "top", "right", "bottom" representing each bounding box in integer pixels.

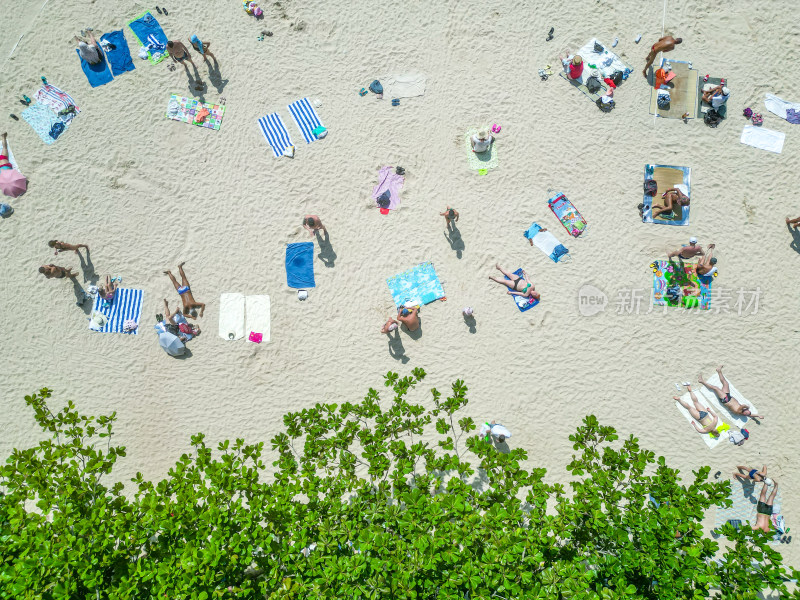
[
  {"left": 740, "top": 126, "right": 785, "bottom": 154},
  {"left": 548, "top": 193, "right": 587, "bottom": 237},
  {"left": 372, "top": 166, "right": 404, "bottom": 211},
  {"left": 642, "top": 164, "right": 691, "bottom": 226},
  {"left": 649, "top": 59, "right": 698, "bottom": 119},
  {"left": 258, "top": 113, "right": 293, "bottom": 158},
  {"left": 219, "top": 293, "right": 246, "bottom": 340},
  {"left": 715, "top": 482, "right": 786, "bottom": 544},
  {"left": 697, "top": 373, "right": 759, "bottom": 427},
  {"left": 76, "top": 47, "right": 114, "bottom": 88},
  {"left": 21, "top": 103, "right": 60, "bottom": 145},
  {"left": 288, "top": 98, "right": 324, "bottom": 144},
  {"left": 464, "top": 128, "right": 498, "bottom": 172},
  {"left": 166, "top": 95, "right": 225, "bottom": 130},
  {"left": 88, "top": 288, "right": 143, "bottom": 334},
  {"left": 503, "top": 268, "right": 539, "bottom": 312},
  {"left": 245, "top": 295, "right": 271, "bottom": 343},
  {"left": 386, "top": 262, "right": 445, "bottom": 308},
  {"left": 764, "top": 93, "right": 800, "bottom": 121},
  {"left": 651, "top": 259, "right": 711, "bottom": 310},
  {"left": 128, "top": 12, "right": 168, "bottom": 64},
  {"left": 674, "top": 390, "right": 730, "bottom": 448},
  {"left": 101, "top": 30, "right": 136, "bottom": 76},
  {"left": 286, "top": 242, "right": 316, "bottom": 288},
  {"left": 524, "top": 223, "right": 569, "bottom": 262},
  {"left": 560, "top": 38, "right": 632, "bottom": 101},
  {"left": 34, "top": 84, "right": 80, "bottom": 120},
  {"left": 696, "top": 77, "right": 727, "bottom": 117},
  {"left": 381, "top": 73, "right": 426, "bottom": 98}
]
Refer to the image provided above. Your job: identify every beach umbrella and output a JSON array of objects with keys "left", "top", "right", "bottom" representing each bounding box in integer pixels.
[
  {"left": 0, "top": 169, "right": 27, "bottom": 198},
  {"left": 158, "top": 331, "right": 186, "bottom": 356}
]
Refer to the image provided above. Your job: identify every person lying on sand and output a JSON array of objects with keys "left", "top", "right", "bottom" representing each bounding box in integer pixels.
[
  {"left": 470, "top": 130, "right": 494, "bottom": 153},
  {"left": 397, "top": 306, "right": 420, "bottom": 332},
  {"left": 643, "top": 36, "right": 682, "bottom": 77},
  {"left": 440, "top": 206, "right": 459, "bottom": 228},
  {"left": 752, "top": 480, "right": 779, "bottom": 533},
  {"left": 164, "top": 262, "right": 205, "bottom": 318},
  {"left": 99, "top": 275, "right": 117, "bottom": 302},
  {"left": 381, "top": 318, "right": 399, "bottom": 334},
  {"left": 167, "top": 41, "right": 197, "bottom": 69},
  {"left": 489, "top": 264, "right": 540, "bottom": 301},
  {"left": 651, "top": 185, "right": 689, "bottom": 219},
  {"left": 667, "top": 237, "right": 703, "bottom": 260},
  {"left": 733, "top": 464, "right": 768, "bottom": 484},
  {"left": 699, "top": 366, "right": 764, "bottom": 419},
  {"left": 75, "top": 31, "right": 103, "bottom": 65},
  {"left": 695, "top": 245, "right": 717, "bottom": 277},
  {"left": 303, "top": 215, "right": 325, "bottom": 236},
  {"left": 48, "top": 240, "right": 89, "bottom": 255},
  {"left": 675, "top": 384, "right": 720, "bottom": 436},
  {"left": 164, "top": 298, "right": 201, "bottom": 340},
  {"left": 39, "top": 264, "right": 77, "bottom": 279},
  {"left": 1, "top": 132, "right": 16, "bottom": 171}
]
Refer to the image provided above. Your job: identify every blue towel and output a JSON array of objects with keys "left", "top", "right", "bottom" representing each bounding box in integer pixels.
[
  {"left": 286, "top": 242, "right": 316, "bottom": 288},
  {"left": 128, "top": 12, "right": 168, "bottom": 63},
  {"left": 76, "top": 48, "right": 114, "bottom": 88},
  {"left": 101, "top": 30, "right": 135, "bottom": 76},
  {"left": 89, "top": 288, "right": 144, "bottom": 334},
  {"left": 506, "top": 268, "right": 539, "bottom": 312}
]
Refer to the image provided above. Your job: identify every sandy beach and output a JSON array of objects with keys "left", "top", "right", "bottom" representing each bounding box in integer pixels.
[{"left": 1, "top": 0, "right": 799, "bottom": 565}]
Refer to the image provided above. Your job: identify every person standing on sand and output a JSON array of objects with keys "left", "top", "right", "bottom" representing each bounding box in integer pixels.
[
  {"left": 167, "top": 40, "right": 197, "bottom": 71},
  {"left": 668, "top": 237, "right": 703, "bottom": 260},
  {"left": 397, "top": 306, "right": 420, "bottom": 331},
  {"left": 479, "top": 421, "right": 512, "bottom": 444},
  {"left": 440, "top": 206, "right": 459, "bottom": 229},
  {"left": 674, "top": 384, "right": 720, "bottom": 436},
  {"left": 188, "top": 35, "right": 216, "bottom": 62},
  {"left": 643, "top": 36, "right": 683, "bottom": 77},
  {"left": 48, "top": 240, "right": 89, "bottom": 255},
  {"left": 699, "top": 366, "right": 764, "bottom": 419},
  {"left": 303, "top": 215, "right": 326, "bottom": 236},
  {"left": 39, "top": 265, "right": 77, "bottom": 279},
  {"left": 164, "top": 262, "right": 205, "bottom": 318}
]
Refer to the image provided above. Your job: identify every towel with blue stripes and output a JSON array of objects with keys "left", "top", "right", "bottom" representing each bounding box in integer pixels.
[
  {"left": 288, "top": 98, "right": 324, "bottom": 143},
  {"left": 258, "top": 113, "right": 293, "bottom": 157},
  {"left": 89, "top": 288, "right": 144, "bottom": 334}
]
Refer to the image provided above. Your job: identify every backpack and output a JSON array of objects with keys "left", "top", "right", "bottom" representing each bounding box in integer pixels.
[
  {"left": 704, "top": 108, "right": 722, "bottom": 128},
  {"left": 594, "top": 41, "right": 604, "bottom": 53},
  {"left": 656, "top": 91, "right": 671, "bottom": 109},
  {"left": 586, "top": 76, "right": 602, "bottom": 94},
  {"left": 369, "top": 80, "right": 383, "bottom": 94},
  {"left": 595, "top": 97, "right": 614, "bottom": 112},
  {"left": 611, "top": 71, "right": 623, "bottom": 86},
  {"left": 644, "top": 179, "right": 657, "bottom": 196}
]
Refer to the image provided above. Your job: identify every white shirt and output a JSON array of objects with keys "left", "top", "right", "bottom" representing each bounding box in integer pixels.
[
  {"left": 711, "top": 93, "right": 729, "bottom": 109},
  {"left": 479, "top": 423, "right": 512, "bottom": 441},
  {"left": 471, "top": 135, "right": 492, "bottom": 153}
]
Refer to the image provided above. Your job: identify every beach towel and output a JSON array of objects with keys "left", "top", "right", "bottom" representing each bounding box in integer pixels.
[
  {"left": 503, "top": 268, "right": 539, "bottom": 312},
  {"left": 286, "top": 242, "right": 316, "bottom": 288},
  {"left": 88, "top": 288, "right": 143, "bottom": 334},
  {"left": 381, "top": 73, "right": 426, "bottom": 98},
  {"left": 258, "top": 113, "right": 293, "bottom": 158},
  {"left": 128, "top": 12, "right": 168, "bottom": 64},
  {"left": 21, "top": 103, "right": 60, "bottom": 145},
  {"left": 372, "top": 166, "right": 405, "bottom": 211},
  {"left": 219, "top": 293, "right": 246, "bottom": 340},
  {"left": 697, "top": 373, "right": 759, "bottom": 427},
  {"left": 386, "top": 262, "right": 445, "bottom": 308},
  {"left": 740, "top": 126, "right": 785, "bottom": 154},
  {"left": 288, "top": 98, "right": 324, "bottom": 144},
  {"left": 548, "top": 193, "right": 587, "bottom": 237},
  {"left": 560, "top": 38, "right": 633, "bottom": 101},
  {"left": 649, "top": 59, "right": 698, "bottom": 119},
  {"left": 651, "top": 259, "right": 711, "bottom": 310},
  {"left": 166, "top": 95, "right": 225, "bottom": 130},
  {"left": 464, "top": 128, "right": 498, "bottom": 172},
  {"left": 764, "top": 93, "right": 800, "bottom": 121},
  {"left": 34, "top": 84, "right": 80, "bottom": 120},
  {"left": 524, "top": 223, "right": 569, "bottom": 262},
  {"left": 715, "top": 482, "right": 785, "bottom": 544},
  {"left": 245, "top": 295, "right": 271, "bottom": 343},
  {"left": 696, "top": 77, "right": 727, "bottom": 117},
  {"left": 642, "top": 164, "right": 691, "bottom": 226},
  {"left": 1, "top": 140, "right": 20, "bottom": 173},
  {"left": 101, "top": 30, "right": 136, "bottom": 76},
  {"left": 674, "top": 391, "right": 730, "bottom": 448},
  {"left": 76, "top": 47, "right": 114, "bottom": 88}
]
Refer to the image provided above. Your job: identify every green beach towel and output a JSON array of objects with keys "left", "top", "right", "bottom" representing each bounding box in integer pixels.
[{"left": 465, "top": 128, "right": 498, "bottom": 172}]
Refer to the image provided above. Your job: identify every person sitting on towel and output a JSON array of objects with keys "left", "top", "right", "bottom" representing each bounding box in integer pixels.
[
  {"left": 562, "top": 54, "right": 584, "bottom": 80},
  {"left": 694, "top": 244, "right": 717, "bottom": 278},
  {"left": 75, "top": 31, "right": 103, "bottom": 65},
  {"left": 470, "top": 129, "right": 494, "bottom": 153},
  {"left": 397, "top": 305, "right": 420, "bottom": 332},
  {"left": 163, "top": 298, "right": 201, "bottom": 341},
  {"left": 703, "top": 85, "right": 730, "bottom": 108},
  {"left": 654, "top": 65, "right": 675, "bottom": 89},
  {"left": 674, "top": 384, "right": 720, "bottom": 437},
  {"left": 651, "top": 184, "right": 689, "bottom": 219},
  {"left": 699, "top": 366, "right": 764, "bottom": 419},
  {"left": 489, "top": 264, "right": 540, "bottom": 301},
  {"left": 99, "top": 275, "right": 117, "bottom": 303}
]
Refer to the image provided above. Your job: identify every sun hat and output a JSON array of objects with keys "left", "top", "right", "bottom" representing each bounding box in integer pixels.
[
  {"left": 689, "top": 236, "right": 698, "bottom": 244},
  {"left": 477, "top": 129, "right": 489, "bottom": 139},
  {"left": 89, "top": 311, "right": 107, "bottom": 329},
  {"left": 572, "top": 55, "right": 582, "bottom": 65}
]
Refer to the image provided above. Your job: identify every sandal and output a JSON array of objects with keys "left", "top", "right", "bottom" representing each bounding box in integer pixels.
[
  {"left": 156, "top": 6, "right": 162, "bottom": 14},
  {"left": 546, "top": 27, "right": 554, "bottom": 42}
]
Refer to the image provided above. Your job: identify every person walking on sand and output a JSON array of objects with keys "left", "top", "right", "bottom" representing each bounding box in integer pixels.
[
  {"left": 189, "top": 35, "right": 216, "bottom": 62},
  {"left": 39, "top": 264, "right": 77, "bottom": 279},
  {"left": 48, "top": 240, "right": 89, "bottom": 255},
  {"left": 164, "top": 262, "right": 205, "bottom": 318},
  {"left": 733, "top": 464, "right": 769, "bottom": 484},
  {"left": 167, "top": 40, "right": 197, "bottom": 70},
  {"left": 699, "top": 366, "right": 764, "bottom": 419},
  {"left": 752, "top": 480, "right": 779, "bottom": 533},
  {"left": 381, "top": 318, "right": 399, "bottom": 334},
  {"left": 674, "top": 384, "right": 720, "bottom": 436},
  {"left": 668, "top": 237, "right": 704, "bottom": 260},
  {"left": 440, "top": 206, "right": 459, "bottom": 229},
  {"left": 479, "top": 421, "right": 512, "bottom": 444},
  {"left": 643, "top": 35, "right": 683, "bottom": 77},
  {"left": 397, "top": 306, "right": 420, "bottom": 332},
  {"left": 303, "top": 215, "right": 325, "bottom": 236},
  {"left": 489, "top": 264, "right": 540, "bottom": 301}
]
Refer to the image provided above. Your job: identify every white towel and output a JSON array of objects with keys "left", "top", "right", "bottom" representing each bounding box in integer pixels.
[
  {"left": 764, "top": 93, "right": 800, "bottom": 120},
  {"left": 698, "top": 373, "right": 758, "bottom": 428},
  {"left": 382, "top": 73, "right": 426, "bottom": 98},
  {"left": 674, "top": 391, "right": 731, "bottom": 449},
  {"left": 219, "top": 293, "right": 245, "bottom": 340},
  {"left": 740, "top": 126, "right": 785, "bottom": 154},
  {"left": 245, "top": 295, "right": 270, "bottom": 343}
]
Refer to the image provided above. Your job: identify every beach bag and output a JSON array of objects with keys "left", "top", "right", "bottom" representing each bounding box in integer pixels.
[
  {"left": 376, "top": 190, "right": 391, "bottom": 208},
  {"left": 611, "top": 71, "right": 623, "bottom": 86},
  {"left": 657, "top": 91, "right": 671, "bottom": 109},
  {"left": 644, "top": 179, "right": 657, "bottom": 196},
  {"left": 595, "top": 97, "right": 613, "bottom": 112},
  {"left": 594, "top": 41, "right": 604, "bottom": 53},
  {"left": 369, "top": 80, "right": 383, "bottom": 94},
  {"left": 586, "top": 76, "right": 602, "bottom": 94},
  {"left": 704, "top": 108, "right": 722, "bottom": 128}
]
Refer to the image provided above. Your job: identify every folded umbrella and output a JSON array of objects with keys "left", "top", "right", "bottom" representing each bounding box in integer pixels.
[{"left": 0, "top": 168, "right": 27, "bottom": 198}]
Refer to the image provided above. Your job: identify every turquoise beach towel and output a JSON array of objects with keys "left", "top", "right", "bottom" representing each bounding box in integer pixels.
[
  {"left": 386, "top": 262, "right": 445, "bottom": 308},
  {"left": 21, "top": 103, "right": 59, "bottom": 145}
]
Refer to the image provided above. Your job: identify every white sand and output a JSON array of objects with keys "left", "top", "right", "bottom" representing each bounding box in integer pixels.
[{"left": 1, "top": 0, "right": 799, "bottom": 563}]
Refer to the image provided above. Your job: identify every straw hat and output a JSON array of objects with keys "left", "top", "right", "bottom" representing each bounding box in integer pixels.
[
  {"left": 477, "top": 129, "right": 489, "bottom": 140},
  {"left": 572, "top": 55, "right": 582, "bottom": 65}
]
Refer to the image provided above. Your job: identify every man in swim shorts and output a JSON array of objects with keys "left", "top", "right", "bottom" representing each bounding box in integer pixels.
[
  {"left": 699, "top": 366, "right": 764, "bottom": 419},
  {"left": 733, "top": 464, "right": 767, "bottom": 484},
  {"left": 752, "top": 480, "right": 779, "bottom": 533},
  {"left": 695, "top": 245, "right": 717, "bottom": 277},
  {"left": 167, "top": 41, "right": 197, "bottom": 70},
  {"left": 164, "top": 262, "right": 205, "bottom": 318},
  {"left": 643, "top": 35, "right": 683, "bottom": 77},
  {"left": 303, "top": 215, "right": 326, "bottom": 236},
  {"left": 674, "top": 384, "right": 720, "bottom": 436},
  {"left": 667, "top": 237, "right": 704, "bottom": 260}
]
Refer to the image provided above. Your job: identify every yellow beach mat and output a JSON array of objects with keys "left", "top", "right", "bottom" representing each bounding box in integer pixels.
[
  {"left": 649, "top": 60, "right": 698, "bottom": 119},
  {"left": 648, "top": 165, "right": 689, "bottom": 220}
]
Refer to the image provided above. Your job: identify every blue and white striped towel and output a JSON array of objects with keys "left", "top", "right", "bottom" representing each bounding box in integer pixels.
[
  {"left": 287, "top": 98, "right": 324, "bottom": 144},
  {"left": 258, "top": 113, "right": 293, "bottom": 157},
  {"left": 89, "top": 288, "right": 143, "bottom": 334}
]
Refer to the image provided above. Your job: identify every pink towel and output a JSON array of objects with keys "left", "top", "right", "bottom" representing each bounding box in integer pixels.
[{"left": 371, "top": 166, "right": 405, "bottom": 211}]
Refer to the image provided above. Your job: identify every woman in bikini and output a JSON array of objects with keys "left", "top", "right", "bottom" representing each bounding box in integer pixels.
[
  {"left": 489, "top": 264, "right": 540, "bottom": 301},
  {"left": 99, "top": 275, "right": 117, "bottom": 303},
  {"left": 674, "top": 384, "right": 720, "bottom": 436},
  {"left": 164, "top": 262, "right": 205, "bottom": 318},
  {"left": 651, "top": 185, "right": 690, "bottom": 219},
  {"left": 699, "top": 366, "right": 765, "bottom": 419},
  {"left": 48, "top": 240, "right": 89, "bottom": 255},
  {"left": 38, "top": 264, "right": 77, "bottom": 279},
  {"left": 733, "top": 464, "right": 767, "bottom": 484},
  {"left": 752, "top": 480, "right": 779, "bottom": 533}
]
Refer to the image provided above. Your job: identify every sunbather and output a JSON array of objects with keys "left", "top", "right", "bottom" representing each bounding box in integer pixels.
[
  {"left": 733, "top": 464, "right": 767, "bottom": 484},
  {"left": 188, "top": 35, "right": 216, "bottom": 61},
  {"left": 643, "top": 35, "right": 682, "bottom": 77},
  {"left": 0, "top": 132, "right": 15, "bottom": 171},
  {"left": 440, "top": 206, "right": 459, "bottom": 229},
  {"left": 699, "top": 366, "right": 764, "bottom": 419},
  {"left": 397, "top": 306, "right": 420, "bottom": 332},
  {"left": 562, "top": 54, "right": 583, "bottom": 80},
  {"left": 75, "top": 31, "right": 103, "bottom": 65},
  {"left": 695, "top": 245, "right": 717, "bottom": 277},
  {"left": 381, "top": 318, "right": 399, "bottom": 334},
  {"left": 163, "top": 298, "right": 201, "bottom": 340},
  {"left": 651, "top": 185, "right": 689, "bottom": 219},
  {"left": 674, "top": 385, "right": 720, "bottom": 436},
  {"left": 786, "top": 216, "right": 800, "bottom": 229},
  {"left": 702, "top": 85, "right": 729, "bottom": 108},
  {"left": 489, "top": 264, "right": 540, "bottom": 301},
  {"left": 167, "top": 41, "right": 197, "bottom": 69},
  {"left": 99, "top": 275, "right": 117, "bottom": 302},
  {"left": 752, "top": 481, "right": 779, "bottom": 533},
  {"left": 470, "top": 130, "right": 494, "bottom": 153},
  {"left": 38, "top": 264, "right": 77, "bottom": 279},
  {"left": 668, "top": 237, "right": 704, "bottom": 260},
  {"left": 164, "top": 262, "right": 205, "bottom": 318},
  {"left": 303, "top": 215, "right": 326, "bottom": 236},
  {"left": 48, "top": 240, "right": 89, "bottom": 255}
]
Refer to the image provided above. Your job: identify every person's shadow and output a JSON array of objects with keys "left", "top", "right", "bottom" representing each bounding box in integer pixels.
[
  {"left": 386, "top": 329, "right": 409, "bottom": 363},
  {"left": 71, "top": 277, "right": 92, "bottom": 315},
  {"left": 78, "top": 248, "right": 97, "bottom": 285},
  {"left": 787, "top": 222, "right": 800, "bottom": 254},
  {"left": 403, "top": 323, "right": 422, "bottom": 341},
  {"left": 444, "top": 223, "right": 465, "bottom": 259},
  {"left": 316, "top": 229, "right": 337, "bottom": 267},
  {"left": 463, "top": 313, "right": 477, "bottom": 333},
  {"left": 205, "top": 56, "right": 228, "bottom": 94}
]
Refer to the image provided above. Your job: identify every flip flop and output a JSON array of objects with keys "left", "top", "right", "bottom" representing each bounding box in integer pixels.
[
  {"left": 163, "top": 8, "right": 169, "bottom": 15},
  {"left": 546, "top": 27, "right": 554, "bottom": 41},
  {"left": 156, "top": 6, "right": 162, "bottom": 14}
]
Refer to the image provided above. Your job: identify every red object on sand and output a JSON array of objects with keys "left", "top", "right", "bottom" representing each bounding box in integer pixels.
[
  {"left": 0, "top": 168, "right": 27, "bottom": 197},
  {"left": 379, "top": 208, "right": 390, "bottom": 215}
]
